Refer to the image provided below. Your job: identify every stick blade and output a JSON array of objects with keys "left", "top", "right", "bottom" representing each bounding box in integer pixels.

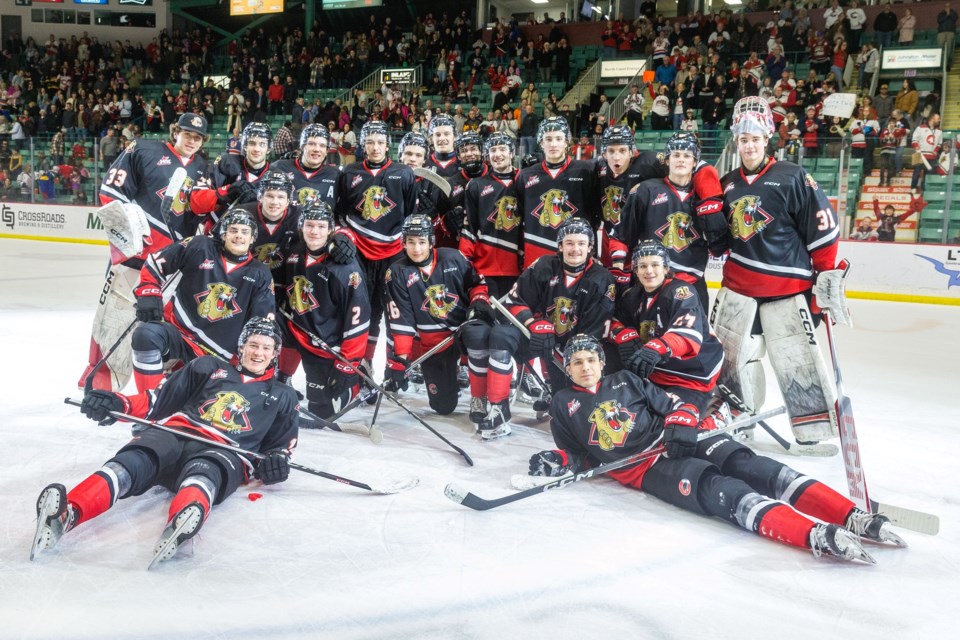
[
  {"left": 444, "top": 482, "right": 494, "bottom": 510},
  {"left": 873, "top": 501, "right": 940, "bottom": 535},
  {"left": 377, "top": 476, "right": 420, "bottom": 495}
]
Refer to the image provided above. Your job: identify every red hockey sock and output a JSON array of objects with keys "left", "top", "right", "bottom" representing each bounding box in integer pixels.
[
  {"left": 278, "top": 348, "right": 302, "bottom": 378},
  {"left": 364, "top": 339, "right": 378, "bottom": 363},
  {"left": 755, "top": 503, "right": 817, "bottom": 550},
  {"left": 167, "top": 485, "right": 211, "bottom": 524},
  {"left": 67, "top": 471, "right": 119, "bottom": 527},
  {"left": 791, "top": 481, "right": 856, "bottom": 526},
  {"left": 487, "top": 369, "right": 513, "bottom": 404},
  {"left": 469, "top": 373, "right": 487, "bottom": 399},
  {"left": 133, "top": 370, "right": 164, "bottom": 393}
]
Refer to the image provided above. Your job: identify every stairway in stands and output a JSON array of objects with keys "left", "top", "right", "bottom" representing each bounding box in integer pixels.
[
  {"left": 858, "top": 170, "right": 920, "bottom": 242},
  {"left": 941, "top": 64, "right": 960, "bottom": 129}
]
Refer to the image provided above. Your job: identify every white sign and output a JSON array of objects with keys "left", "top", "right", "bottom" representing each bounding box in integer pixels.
[
  {"left": 821, "top": 93, "right": 858, "bottom": 118},
  {"left": 600, "top": 59, "right": 646, "bottom": 79},
  {"left": 0, "top": 201, "right": 108, "bottom": 244},
  {"left": 882, "top": 48, "right": 943, "bottom": 70}
]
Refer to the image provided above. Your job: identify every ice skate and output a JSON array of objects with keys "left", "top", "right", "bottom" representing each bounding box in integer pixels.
[
  {"left": 845, "top": 508, "right": 907, "bottom": 547},
  {"left": 149, "top": 502, "right": 206, "bottom": 570},
  {"left": 516, "top": 369, "right": 546, "bottom": 404},
  {"left": 31, "top": 483, "right": 74, "bottom": 561},
  {"left": 469, "top": 396, "right": 488, "bottom": 425},
  {"left": 809, "top": 523, "right": 876, "bottom": 564},
  {"left": 457, "top": 364, "right": 470, "bottom": 390},
  {"left": 479, "top": 401, "right": 512, "bottom": 440}
]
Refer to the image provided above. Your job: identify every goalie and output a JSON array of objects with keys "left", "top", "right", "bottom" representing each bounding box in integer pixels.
[{"left": 713, "top": 96, "right": 849, "bottom": 448}]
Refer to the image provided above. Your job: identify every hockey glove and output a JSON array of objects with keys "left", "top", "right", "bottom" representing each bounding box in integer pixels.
[
  {"left": 384, "top": 357, "right": 410, "bottom": 392},
  {"left": 256, "top": 450, "right": 290, "bottom": 485},
  {"left": 527, "top": 320, "right": 556, "bottom": 358},
  {"left": 326, "top": 360, "right": 359, "bottom": 397},
  {"left": 443, "top": 206, "right": 466, "bottom": 238},
  {"left": 528, "top": 449, "right": 582, "bottom": 477},
  {"left": 662, "top": 403, "right": 700, "bottom": 459},
  {"left": 521, "top": 154, "right": 540, "bottom": 169},
  {"left": 226, "top": 180, "right": 259, "bottom": 204},
  {"left": 468, "top": 298, "right": 496, "bottom": 324},
  {"left": 134, "top": 284, "right": 164, "bottom": 323},
  {"left": 328, "top": 233, "right": 358, "bottom": 265},
  {"left": 695, "top": 197, "right": 730, "bottom": 256},
  {"left": 609, "top": 267, "right": 632, "bottom": 286},
  {"left": 813, "top": 260, "right": 851, "bottom": 327},
  {"left": 627, "top": 339, "right": 671, "bottom": 378},
  {"left": 612, "top": 327, "right": 641, "bottom": 365},
  {"left": 80, "top": 390, "right": 129, "bottom": 425}
]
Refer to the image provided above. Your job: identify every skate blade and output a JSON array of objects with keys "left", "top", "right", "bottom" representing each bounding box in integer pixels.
[
  {"left": 148, "top": 508, "right": 202, "bottom": 570},
  {"left": 480, "top": 425, "right": 512, "bottom": 441},
  {"left": 30, "top": 488, "right": 65, "bottom": 561}
]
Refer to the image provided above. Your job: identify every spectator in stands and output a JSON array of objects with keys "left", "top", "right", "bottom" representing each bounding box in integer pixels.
[
  {"left": 938, "top": 3, "right": 958, "bottom": 70},
  {"left": 518, "top": 103, "right": 540, "bottom": 157},
  {"left": 898, "top": 8, "right": 916, "bottom": 47},
  {"left": 802, "top": 105, "right": 822, "bottom": 157},
  {"left": 849, "top": 218, "right": 879, "bottom": 242},
  {"left": 857, "top": 42, "right": 879, "bottom": 92},
  {"left": 572, "top": 134, "right": 595, "bottom": 160},
  {"left": 846, "top": 1, "right": 867, "bottom": 54},
  {"left": 849, "top": 104, "right": 879, "bottom": 178},
  {"left": 874, "top": 84, "right": 894, "bottom": 123},
  {"left": 873, "top": 3, "right": 898, "bottom": 51},
  {"left": 273, "top": 121, "right": 294, "bottom": 158},
  {"left": 895, "top": 79, "right": 919, "bottom": 122},
  {"left": 831, "top": 39, "right": 848, "bottom": 93},
  {"left": 911, "top": 114, "right": 943, "bottom": 193},
  {"left": 650, "top": 85, "right": 672, "bottom": 131}
]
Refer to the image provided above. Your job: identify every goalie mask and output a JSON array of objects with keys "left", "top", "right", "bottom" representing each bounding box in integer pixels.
[
  {"left": 563, "top": 333, "right": 606, "bottom": 370},
  {"left": 730, "top": 95, "right": 776, "bottom": 137}
]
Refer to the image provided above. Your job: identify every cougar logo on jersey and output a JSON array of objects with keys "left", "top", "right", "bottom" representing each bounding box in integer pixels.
[
  {"left": 348, "top": 272, "right": 362, "bottom": 289},
  {"left": 199, "top": 391, "right": 252, "bottom": 433},
  {"left": 422, "top": 284, "right": 460, "bottom": 319},
  {"left": 254, "top": 242, "right": 283, "bottom": 269},
  {"left": 488, "top": 196, "right": 520, "bottom": 231},
  {"left": 287, "top": 276, "right": 318, "bottom": 313},
  {"left": 804, "top": 173, "right": 820, "bottom": 191},
  {"left": 637, "top": 320, "right": 657, "bottom": 343},
  {"left": 296, "top": 187, "right": 320, "bottom": 206},
  {"left": 588, "top": 399, "right": 636, "bottom": 451},
  {"left": 601, "top": 186, "right": 624, "bottom": 224},
  {"left": 728, "top": 196, "right": 773, "bottom": 241},
  {"left": 547, "top": 297, "right": 576, "bottom": 335},
  {"left": 533, "top": 189, "right": 576, "bottom": 229},
  {"left": 195, "top": 283, "right": 241, "bottom": 321},
  {"left": 656, "top": 212, "right": 700, "bottom": 252},
  {"left": 358, "top": 186, "right": 396, "bottom": 221}
]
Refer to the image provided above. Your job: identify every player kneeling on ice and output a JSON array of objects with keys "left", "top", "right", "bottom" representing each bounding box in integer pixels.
[
  {"left": 32, "top": 318, "right": 299, "bottom": 567},
  {"left": 384, "top": 215, "right": 502, "bottom": 437},
  {"left": 527, "top": 335, "right": 905, "bottom": 563}
]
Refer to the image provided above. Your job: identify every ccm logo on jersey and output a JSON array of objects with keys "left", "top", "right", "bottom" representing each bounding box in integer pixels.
[{"left": 653, "top": 193, "right": 668, "bottom": 205}]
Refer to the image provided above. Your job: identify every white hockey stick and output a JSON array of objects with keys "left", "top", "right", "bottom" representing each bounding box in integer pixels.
[{"left": 413, "top": 167, "right": 452, "bottom": 197}]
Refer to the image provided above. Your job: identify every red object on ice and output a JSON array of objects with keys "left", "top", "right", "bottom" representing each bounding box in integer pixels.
[{"left": 248, "top": 492, "right": 263, "bottom": 501}]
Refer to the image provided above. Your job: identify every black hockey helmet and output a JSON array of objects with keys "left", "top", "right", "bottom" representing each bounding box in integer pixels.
[
  {"left": 215, "top": 207, "right": 259, "bottom": 243},
  {"left": 298, "top": 201, "right": 335, "bottom": 231},
  {"left": 454, "top": 132, "right": 484, "bottom": 174},
  {"left": 237, "top": 316, "right": 282, "bottom": 370},
  {"left": 401, "top": 213, "right": 435, "bottom": 246},
  {"left": 562, "top": 333, "right": 606, "bottom": 371},
  {"left": 258, "top": 170, "right": 293, "bottom": 200},
  {"left": 299, "top": 123, "right": 330, "bottom": 148},
  {"left": 537, "top": 116, "right": 571, "bottom": 146},
  {"left": 632, "top": 239, "right": 671, "bottom": 271},
  {"left": 483, "top": 132, "right": 515, "bottom": 158},
  {"left": 399, "top": 131, "right": 429, "bottom": 157},
  {"left": 664, "top": 131, "right": 701, "bottom": 162},
  {"left": 601, "top": 125, "right": 635, "bottom": 152},
  {"left": 556, "top": 216, "right": 595, "bottom": 248},
  {"left": 428, "top": 113, "right": 456, "bottom": 138},
  {"left": 359, "top": 121, "right": 390, "bottom": 147},
  {"left": 241, "top": 121, "right": 272, "bottom": 150}
]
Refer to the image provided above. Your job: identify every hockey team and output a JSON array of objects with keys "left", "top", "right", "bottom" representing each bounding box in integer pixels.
[{"left": 32, "top": 97, "right": 909, "bottom": 567}]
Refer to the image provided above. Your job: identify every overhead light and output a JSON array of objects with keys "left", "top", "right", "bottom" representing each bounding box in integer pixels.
[
  {"left": 531, "top": 0, "right": 549, "bottom": 4},
  {"left": 726, "top": 0, "right": 742, "bottom": 5}
]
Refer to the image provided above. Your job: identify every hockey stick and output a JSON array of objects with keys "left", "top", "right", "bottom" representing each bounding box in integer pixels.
[
  {"left": 278, "top": 309, "right": 474, "bottom": 466},
  {"left": 752, "top": 419, "right": 839, "bottom": 457},
  {"left": 296, "top": 404, "right": 383, "bottom": 444},
  {"left": 157, "top": 167, "right": 189, "bottom": 242},
  {"left": 487, "top": 295, "right": 554, "bottom": 415},
  {"left": 63, "top": 398, "right": 417, "bottom": 494},
  {"left": 823, "top": 313, "right": 939, "bottom": 534},
  {"left": 413, "top": 167, "right": 453, "bottom": 197},
  {"left": 445, "top": 405, "right": 787, "bottom": 511}
]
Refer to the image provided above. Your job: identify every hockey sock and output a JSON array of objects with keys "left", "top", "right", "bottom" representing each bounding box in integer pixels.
[
  {"left": 278, "top": 348, "right": 302, "bottom": 379},
  {"left": 168, "top": 476, "right": 215, "bottom": 524},
  {"left": 734, "top": 492, "right": 816, "bottom": 550},
  {"left": 66, "top": 468, "right": 124, "bottom": 527},
  {"left": 466, "top": 348, "right": 488, "bottom": 399},
  {"left": 133, "top": 370, "right": 165, "bottom": 393},
  {"left": 364, "top": 337, "right": 378, "bottom": 363},
  {"left": 487, "top": 358, "right": 513, "bottom": 404},
  {"left": 789, "top": 481, "right": 856, "bottom": 527}
]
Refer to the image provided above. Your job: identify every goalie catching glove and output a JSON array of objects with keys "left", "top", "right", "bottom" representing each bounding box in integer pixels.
[{"left": 812, "top": 259, "right": 851, "bottom": 327}]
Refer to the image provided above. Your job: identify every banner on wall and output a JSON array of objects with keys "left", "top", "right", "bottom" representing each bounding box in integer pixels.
[{"left": 0, "top": 202, "right": 107, "bottom": 244}]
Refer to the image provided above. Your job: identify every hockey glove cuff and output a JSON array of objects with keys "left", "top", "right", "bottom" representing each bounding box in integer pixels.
[
  {"left": 663, "top": 403, "right": 701, "bottom": 459},
  {"left": 256, "top": 450, "right": 291, "bottom": 485},
  {"left": 80, "top": 390, "right": 130, "bottom": 425}
]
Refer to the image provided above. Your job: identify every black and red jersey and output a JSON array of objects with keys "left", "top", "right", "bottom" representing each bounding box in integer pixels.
[
  {"left": 236, "top": 202, "right": 301, "bottom": 272},
  {"left": 270, "top": 158, "right": 340, "bottom": 211},
  {"left": 598, "top": 151, "right": 667, "bottom": 266},
  {"left": 385, "top": 247, "right": 488, "bottom": 357},
  {"left": 337, "top": 159, "right": 417, "bottom": 261},
  {"left": 460, "top": 168, "right": 522, "bottom": 278},
  {"left": 611, "top": 277, "right": 723, "bottom": 393},
  {"left": 211, "top": 153, "right": 271, "bottom": 195},
  {"left": 720, "top": 159, "right": 839, "bottom": 298},
  {"left": 277, "top": 243, "right": 370, "bottom": 365},
  {"left": 139, "top": 235, "right": 276, "bottom": 361},
  {"left": 424, "top": 152, "right": 460, "bottom": 179},
  {"left": 517, "top": 158, "right": 599, "bottom": 269}
]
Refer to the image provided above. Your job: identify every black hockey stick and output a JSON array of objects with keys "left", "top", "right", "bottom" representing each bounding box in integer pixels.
[
  {"left": 444, "top": 406, "right": 787, "bottom": 511},
  {"left": 278, "top": 309, "right": 474, "bottom": 466},
  {"left": 63, "top": 398, "right": 417, "bottom": 494},
  {"left": 296, "top": 403, "right": 383, "bottom": 444}
]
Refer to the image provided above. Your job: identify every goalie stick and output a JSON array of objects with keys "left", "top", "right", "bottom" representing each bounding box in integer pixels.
[
  {"left": 63, "top": 398, "right": 417, "bottom": 494},
  {"left": 157, "top": 167, "right": 189, "bottom": 242},
  {"left": 296, "top": 404, "right": 383, "bottom": 444},
  {"left": 445, "top": 406, "right": 787, "bottom": 511},
  {"left": 413, "top": 167, "right": 453, "bottom": 197}
]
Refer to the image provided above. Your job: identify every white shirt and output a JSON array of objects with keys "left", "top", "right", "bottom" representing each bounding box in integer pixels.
[
  {"left": 824, "top": 6, "right": 844, "bottom": 29},
  {"left": 847, "top": 8, "right": 867, "bottom": 31}
]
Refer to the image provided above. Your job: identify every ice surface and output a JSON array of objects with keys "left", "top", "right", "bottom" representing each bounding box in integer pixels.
[{"left": 1, "top": 239, "right": 957, "bottom": 639}]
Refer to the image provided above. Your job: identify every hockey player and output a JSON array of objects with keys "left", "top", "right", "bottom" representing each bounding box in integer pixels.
[
  {"left": 192, "top": 121, "right": 274, "bottom": 214},
  {"left": 441, "top": 131, "right": 490, "bottom": 246},
  {"left": 277, "top": 203, "right": 370, "bottom": 418},
  {"left": 460, "top": 132, "right": 522, "bottom": 300},
  {"left": 32, "top": 317, "right": 299, "bottom": 566},
  {"left": 610, "top": 241, "right": 723, "bottom": 406},
  {"left": 712, "top": 96, "right": 848, "bottom": 446},
  {"left": 337, "top": 121, "right": 418, "bottom": 367},
  {"left": 424, "top": 113, "right": 461, "bottom": 178},
  {"left": 612, "top": 132, "right": 714, "bottom": 310},
  {"left": 231, "top": 170, "right": 300, "bottom": 272},
  {"left": 80, "top": 113, "right": 211, "bottom": 391},
  {"left": 384, "top": 215, "right": 499, "bottom": 432},
  {"left": 528, "top": 334, "right": 904, "bottom": 564},
  {"left": 398, "top": 131, "right": 455, "bottom": 250},
  {"left": 271, "top": 123, "right": 341, "bottom": 211},
  {"left": 517, "top": 116, "right": 599, "bottom": 269},
  {"left": 129, "top": 208, "right": 276, "bottom": 393}
]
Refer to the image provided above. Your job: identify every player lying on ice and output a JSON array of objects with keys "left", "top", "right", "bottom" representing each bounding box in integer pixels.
[
  {"left": 32, "top": 317, "right": 299, "bottom": 568},
  {"left": 527, "top": 334, "right": 906, "bottom": 564}
]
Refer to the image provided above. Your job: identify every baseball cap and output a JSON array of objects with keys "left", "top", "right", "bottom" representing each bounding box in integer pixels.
[{"left": 177, "top": 113, "right": 209, "bottom": 137}]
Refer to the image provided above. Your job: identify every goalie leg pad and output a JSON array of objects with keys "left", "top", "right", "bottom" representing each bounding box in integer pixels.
[
  {"left": 83, "top": 263, "right": 141, "bottom": 391},
  {"left": 758, "top": 295, "right": 838, "bottom": 442},
  {"left": 711, "top": 287, "right": 766, "bottom": 412}
]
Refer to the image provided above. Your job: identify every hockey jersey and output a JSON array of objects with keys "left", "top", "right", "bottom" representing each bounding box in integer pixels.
[
  {"left": 385, "top": 247, "right": 489, "bottom": 356},
  {"left": 140, "top": 235, "right": 276, "bottom": 361},
  {"left": 611, "top": 277, "right": 723, "bottom": 392},
  {"left": 337, "top": 159, "right": 418, "bottom": 261},
  {"left": 189, "top": 154, "right": 271, "bottom": 217},
  {"left": 99, "top": 139, "right": 208, "bottom": 261},
  {"left": 598, "top": 151, "right": 667, "bottom": 266},
  {"left": 424, "top": 151, "right": 460, "bottom": 179},
  {"left": 278, "top": 244, "right": 370, "bottom": 364},
  {"left": 517, "top": 158, "right": 599, "bottom": 269},
  {"left": 720, "top": 159, "right": 839, "bottom": 298},
  {"left": 236, "top": 201, "right": 301, "bottom": 272},
  {"left": 270, "top": 158, "right": 340, "bottom": 211},
  {"left": 460, "top": 168, "right": 522, "bottom": 278}
]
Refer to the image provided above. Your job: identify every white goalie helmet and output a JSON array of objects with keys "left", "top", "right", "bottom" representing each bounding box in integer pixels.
[{"left": 730, "top": 96, "right": 776, "bottom": 137}]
